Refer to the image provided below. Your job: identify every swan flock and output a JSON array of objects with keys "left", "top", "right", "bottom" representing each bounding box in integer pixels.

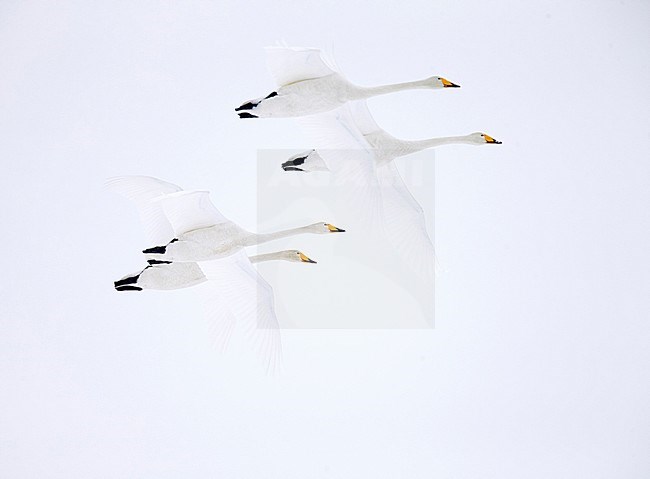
[{"left": 108, "top": 45, "right": 501, "bottom": 372}]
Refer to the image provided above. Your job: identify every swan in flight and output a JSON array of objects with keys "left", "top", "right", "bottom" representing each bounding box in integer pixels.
[
  {"left": 235, "top": 46, "right": 460, "bottom": 118},
  {"left": 105, "top": 176, "right": 345, "bottom": 262},
  {"left": 115, "top": 249, "right": 314, "bottom": 374},
  {"left": 282, "top": 129, "right": 501, "bottom": 172},
  {"left": 114, "top": 250, "right": 317, "bottom": 292},
  {"left": 282, "top": 100, "right": 500, "bottom": 296}
]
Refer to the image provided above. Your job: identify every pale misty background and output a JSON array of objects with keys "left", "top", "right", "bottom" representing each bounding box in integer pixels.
[{"left": 1, "top": 1, "right": 649, "bottom": 478}]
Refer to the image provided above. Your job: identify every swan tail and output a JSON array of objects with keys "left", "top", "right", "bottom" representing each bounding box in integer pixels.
[
  {"left": 114, "top": 273, "right": 142, "bottom": 291},
  {"left": 235, "top": 92, "right": 277, "bottom": 117},
  {"left": 281, "top": 149, "right": 329, "bottom": 172},
  {"left": 147, "top": 259, "right": 172, "bottom": 265},
  {"left": 235, "top": 101, "right": 258, "bottom": 112},
  {"left": 236, "top": 91, "right": 276, "bottom": 111},
  {"left": 142, "top": 238, "right": 177, "bottom": 255},
  {"left": 281, "top": 152, "right": 309, "bottom": 172},
  {"left": 142, "top": 245, "right": 167, "bottom": 255},
  {"left": 115, "top": 285, "right": 142, "bottom": 292}
]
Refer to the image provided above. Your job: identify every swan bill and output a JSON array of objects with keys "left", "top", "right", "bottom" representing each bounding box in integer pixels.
[
  {"left": 326, "top": 224, "right": 345, "bottom": 233},
  {"left": 299, "top": 252, "right": 317, "bottom": 263},
  {"left": 484, "top": 134, "right": 502, "bottom": 144},
  {"left": 440, "top": 77, "right": 460, "bottom": 88}
]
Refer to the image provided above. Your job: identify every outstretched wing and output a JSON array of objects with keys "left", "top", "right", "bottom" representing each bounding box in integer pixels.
[
  {"left": 376, "top": 163, "right": 436, "bottom": 282},
  {"left": 105, "top": 176, "right": 183, "bottom": 245},
  {"left": 265, "top": 46, "right": 337, "bottom": 87},
  {"left": 346, "top": 100, "right": 383, "bottom": 136},
  {"left": 297, "top": 103, "right": 383, "bottom": 228},
  {"left": 198, "top": 251, "right": 282, "bottom": 374},
  {"left": 155, "top": 190, "right": 231, "bottom": 236}
]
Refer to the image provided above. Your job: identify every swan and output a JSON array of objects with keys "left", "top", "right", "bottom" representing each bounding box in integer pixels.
[
  {"left": 282, "top": 97, "right": 501, "bottom": 172},
  {"left": 281, "top": 100, "right": 499, "bottom": 298},
  {"left": 114, "top": 250, "right": 317, "bottom": 292},
  {"left": 282, "top": 131, "right": 501, "bottom": 172},
  {"left": 114, "top": 249, "right": 317, "bottom": 374},
  {"left": 235, "top": 46, "right": 460, "bottom": 118},
  {"left": 105, "top": 176, "right": 345, "bottom": 262}
]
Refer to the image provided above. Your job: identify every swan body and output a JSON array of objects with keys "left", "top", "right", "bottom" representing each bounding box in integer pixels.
[
  {"left": 106, "top": 176, "right": 345, "bottom": 262},
  {"left": 236, "top": 46, "right": 459, "bottom": 118}
]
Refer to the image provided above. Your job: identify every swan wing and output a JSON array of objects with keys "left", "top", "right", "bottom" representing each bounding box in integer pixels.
[
  {"left": 155, "top": 190, "right": 231, "bottom": 237},
  {"left": 346, "top": 100, "right": 383, "bottom": 136},
  {"left": 321, "top": 147, "right": 383, "bottom": 227},
  {"left": 298, "top": 104, "right": 383, "bottom": 226},
  {"left": 265, "top": 46, "right": 337, "bottom": 87},
  {"left": 376, "top": 163, "right": 436, "bottom": 281},
  {"left": 198, "top": 251, "right": 282, "bottom": 374},
  {"left": 105, "top": 176, "right": 183, "bottom": 245}
]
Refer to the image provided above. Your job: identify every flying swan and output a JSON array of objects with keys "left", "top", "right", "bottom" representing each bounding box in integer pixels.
[
  {"left": 281, "top": 99, "right": 500, "bottom": 307},
  {"left": 235, "top": 46, "right": 460, "bottom": 118},
  {"left": 112, "top": 249, "right": 317, "bottom": 373},
  {"left": 105, "top": 176, "right": 345, "bottom": 262},
  {"left": 113, "top": 250, "right": 317, "bottom": 292}
]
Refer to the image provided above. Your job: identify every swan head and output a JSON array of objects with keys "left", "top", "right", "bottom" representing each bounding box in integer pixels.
[
  {"left": 468, "top": 132, "right": 502, "bottom": 145},
  {"left": 430, "top": 76, "right": 460, "bottom": 89},
  {"left": 308, "top": 222, "right": 346, "bottom": 234},
  {"left": 281, "top": 250, "right": 318, "bottom": 264}
]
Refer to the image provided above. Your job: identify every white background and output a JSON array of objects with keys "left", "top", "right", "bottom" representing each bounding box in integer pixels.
[{"left": 1, "top": 1, "right": 649, "bottom": 477}]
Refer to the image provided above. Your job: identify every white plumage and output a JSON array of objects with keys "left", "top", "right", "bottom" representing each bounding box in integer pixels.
[
  {"left": 235, "top": 46, "right": 459, "bottom": 118},
  {"left": 106, "top": 176, "right": 345, "bottom": 262}
]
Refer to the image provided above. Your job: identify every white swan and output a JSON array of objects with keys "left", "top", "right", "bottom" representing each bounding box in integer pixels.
[
  {"left": 282, "top": 130, "right": 501, "bottom": 172},
  {"left": 235, "top": 46, "right": 459, "bottom": 118},
  {"left": 105, "top": 176, "right": 345, "bottom": 262},
  {"left": 282, "top": 100, "right": 500, "bottom": 290},
  {"left": 114, "top": 249, "right": 317, "bottom": 374},
  {"left": 114, "top": 250, "right": 317, "bottom": 292}
]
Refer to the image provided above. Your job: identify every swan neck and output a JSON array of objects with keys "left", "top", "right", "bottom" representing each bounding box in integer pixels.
[
  {"left": 351, "top": 79, "right": 430, "bottom": 100},
  {"left": 406, "top": 135, "right": 472, "bottom": 152},
  {"left": 249, "top": 252, "right": 285, "bottom": 264},
  {"left": 247, "top": 225, "right": 310, "bottom": 246}
]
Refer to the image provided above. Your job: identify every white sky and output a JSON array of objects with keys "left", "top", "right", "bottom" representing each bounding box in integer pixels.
[{"left": 1, "top": 0, "right": 649, "bottom": 477}]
